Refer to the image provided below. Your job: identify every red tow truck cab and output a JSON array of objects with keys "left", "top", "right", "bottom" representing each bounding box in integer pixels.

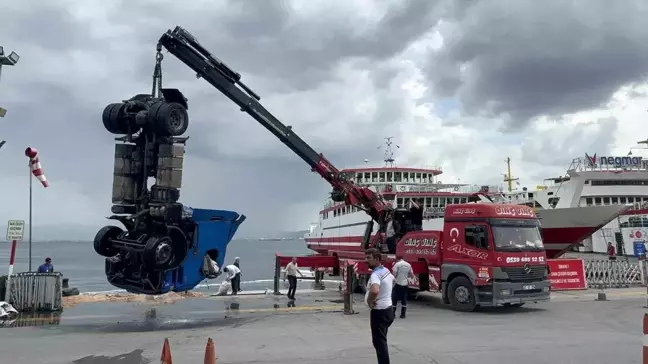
[{"left": 339, "top": 203, "right": 551, "bottom": 312}]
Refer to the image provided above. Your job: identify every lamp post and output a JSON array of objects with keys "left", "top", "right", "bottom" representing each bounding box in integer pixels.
[{"left": 0, "top": 46, "right": 20, "bottom": 118}]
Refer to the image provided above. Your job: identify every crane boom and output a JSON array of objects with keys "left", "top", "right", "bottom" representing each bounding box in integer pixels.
[{"left": 157, "top": 26, "right": 391, "bottom": 225}]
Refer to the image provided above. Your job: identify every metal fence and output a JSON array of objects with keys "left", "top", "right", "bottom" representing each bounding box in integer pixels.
[
  {"left": 5, "top": 272, "right": 63, "bottom": 312},
  {"left": 585, "top": 259, "right": 647, "bottom": 288}
]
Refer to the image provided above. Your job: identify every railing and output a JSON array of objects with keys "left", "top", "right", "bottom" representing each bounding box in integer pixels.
[
  {"left": 585, "top": 259, "right": 646, "bottom": 288},
  {"left": 5, "top": 272, "right": 63, "bottom": 312}
]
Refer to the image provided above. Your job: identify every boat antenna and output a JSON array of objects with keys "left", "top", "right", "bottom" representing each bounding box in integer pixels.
[
  {"left": 502, "top": 157, "right": 519, "bottom": 192},
  {"left": 380, "top": 137, "right": 399, "bottom": 167}
]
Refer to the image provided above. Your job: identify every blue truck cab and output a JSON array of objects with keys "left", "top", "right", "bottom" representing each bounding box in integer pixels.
[{"left": 94, "top": 206, "right": 245, "bottom": 295}]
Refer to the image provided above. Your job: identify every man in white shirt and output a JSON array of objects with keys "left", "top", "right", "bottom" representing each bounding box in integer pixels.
[
  {"left": 391, "top": 255, "right": 414, "bottom": 319},
  {"left": 222, "top": 264, "right": 241, "bottom": 295},
  {"left": 365, "top": 248, "right": 395, "bottom": 364},
  {"left": 284, "top": 257, "right": 303, "bottom": 300}
]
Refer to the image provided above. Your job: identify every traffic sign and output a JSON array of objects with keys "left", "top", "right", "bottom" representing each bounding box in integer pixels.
[{"left": 6, "top": 220, "right": 25, "bottom": 241}]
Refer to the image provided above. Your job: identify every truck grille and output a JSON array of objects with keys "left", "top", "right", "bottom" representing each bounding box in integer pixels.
[{"left": 501, "top": 266, "right": 545, "bottom": 282}]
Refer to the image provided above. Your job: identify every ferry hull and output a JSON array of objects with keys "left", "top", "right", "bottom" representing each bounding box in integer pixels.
[{"left": 305, "top": 205, "right": 627, "bottom": 259}]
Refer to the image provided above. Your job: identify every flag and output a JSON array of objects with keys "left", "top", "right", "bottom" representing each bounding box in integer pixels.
[{"left": 24, "top": 147, "right": 49, "bottom": 188}]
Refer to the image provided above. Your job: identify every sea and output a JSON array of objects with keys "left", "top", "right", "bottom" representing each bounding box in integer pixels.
[{"left": 0, "top": 239, "right": 318, "bottom": 294}]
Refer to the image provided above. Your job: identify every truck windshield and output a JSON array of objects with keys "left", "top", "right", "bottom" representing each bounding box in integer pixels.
[{"left": 492, "top": 225, "right": 544, "bottom": 252}]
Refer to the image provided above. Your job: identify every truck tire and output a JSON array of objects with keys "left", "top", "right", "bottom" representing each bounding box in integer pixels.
[
  {"left": 144, "top": 236, "right": 175, "bottom": 271},
  {"left": 149, "top": 102, "right": 189, "bottom": 136},
  {"left": 93, "top": 225, "right": 122, "bottom": 257},
  {"left": 447, "top": 276, "right": 477, "bottom": 312},
  {"left": 102, "top": 103, "right": 129, "bottom": 134}
]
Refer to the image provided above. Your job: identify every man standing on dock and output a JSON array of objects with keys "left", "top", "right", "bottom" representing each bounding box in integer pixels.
[
  {"left": 285, "top": 257, "right": 303, "bottom": 300},
  {"left": 223, "top": 264, "right": 241, "bottom": 295},
  {"left": 38, "top": 257, "right": 54, "bottom": 273},
  {"left": 365, "top": 248, "right": 395, "bottom": 364},
  {"left": 233, "top": 257, "right": 242, "bottom": 292},
  {"left": 391, "top": 255, "right": 413, "bottom": 319}
]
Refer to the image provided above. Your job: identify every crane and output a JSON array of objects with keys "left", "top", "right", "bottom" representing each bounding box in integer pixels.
[{"left": 156, "top": 26, "right": 392, "bottom": 233}]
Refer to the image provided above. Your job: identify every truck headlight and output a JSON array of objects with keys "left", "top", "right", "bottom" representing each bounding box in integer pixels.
[{"left": 500, "top": 289, "right": 512, "bottom": 296}]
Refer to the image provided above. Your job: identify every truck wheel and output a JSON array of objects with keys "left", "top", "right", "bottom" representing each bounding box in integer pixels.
[
  {"left": 447, "top": 276, "right": 477, "bottom": 312},
  {"left": 102, "top": 103, "right": 129, "bottom": 134},
  {"left": 152, "top": 102, "right": 189, "bottom": 136},
  {"left": 144, "top": 236, "right": 175, "bottom": 270},
  {"left": 93, "top": 225, "right": 122, "bottom": 257}
]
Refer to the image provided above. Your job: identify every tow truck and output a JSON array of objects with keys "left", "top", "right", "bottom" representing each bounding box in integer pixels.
[{"left": 95, "top": 25, "right": 551, "bottom": 308}]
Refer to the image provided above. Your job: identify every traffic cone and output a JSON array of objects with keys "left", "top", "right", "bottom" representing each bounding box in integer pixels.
[
  {"left": 160, "top": 338, "right": 173, "bottom": 364},
  {"left": 204, "top": 337, "right": 216, "bottom": 364}
]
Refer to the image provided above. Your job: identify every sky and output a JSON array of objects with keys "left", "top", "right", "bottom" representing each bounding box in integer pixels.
[{"left": 1, "top": 0, "right": 648, "bottom": 239}]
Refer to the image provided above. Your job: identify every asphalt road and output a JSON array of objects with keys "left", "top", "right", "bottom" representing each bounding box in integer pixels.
[{"left": 1, "top": 289, "right": 644, "bottom": 364}]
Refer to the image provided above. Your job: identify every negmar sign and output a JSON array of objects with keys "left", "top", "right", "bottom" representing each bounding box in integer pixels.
[{"left": 585, "top": 153, "right": 645, "bottom": 168}]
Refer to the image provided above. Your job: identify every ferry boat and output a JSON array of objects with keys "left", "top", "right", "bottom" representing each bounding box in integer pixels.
[
  {"left": 304, "top": 139, "right": 627, "bottom": 259},
  {"left": 499, "top": 150, "right": 648, "bottom": 257}
]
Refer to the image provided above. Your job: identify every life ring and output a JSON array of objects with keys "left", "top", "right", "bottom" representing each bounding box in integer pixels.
[
  {"left": 454, "top": 187, "right": 459, "bottom": 192},
  {"left": 399, "top": 186, "right": 406, "bottom": 192}
]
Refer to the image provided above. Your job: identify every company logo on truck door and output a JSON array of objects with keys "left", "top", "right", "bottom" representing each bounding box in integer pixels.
[
  {"left": 585, "top": 153, "right": 645, "bottom": 168},
  {"left": 447, "top": 244, "right": 488, "bottom": 260}
]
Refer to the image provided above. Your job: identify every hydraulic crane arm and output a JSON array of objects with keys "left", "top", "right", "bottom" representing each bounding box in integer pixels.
[{"left": 157, "top": 26, "right": 391, "bottom": 225}]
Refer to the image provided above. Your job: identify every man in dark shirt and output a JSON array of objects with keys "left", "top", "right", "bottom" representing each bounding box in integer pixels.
[
  {"left": 409, "top": 199, "right": 423, "bottom": 231},
  {"left": 38, "top": 257, "right": 54, "bottom": 273}
]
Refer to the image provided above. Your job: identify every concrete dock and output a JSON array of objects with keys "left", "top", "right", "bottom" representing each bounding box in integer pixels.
[{"left": 2, "top": 287, "right": 646, "bottom": 363}]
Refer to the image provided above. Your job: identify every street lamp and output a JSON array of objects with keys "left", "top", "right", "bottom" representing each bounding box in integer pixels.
[{"left": 0, "top": 46, "right": 20, "bottom": 118}]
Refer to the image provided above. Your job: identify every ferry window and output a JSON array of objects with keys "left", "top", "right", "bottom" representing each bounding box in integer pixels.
[
  {"left": 465, "top": 226, "right": 489, "bottom": 250},
  {"left": 387, "top": 172, "right": 393, "bottom": 182},
  {"left": 454, "top": 198, "right": 460, "bottom": 204},
  {"left": 396, "top": 197, "right": 403, "bottom": 207},
  {"left": 394, "top": 172, "right": 401, "bottom": 182},
  {"left": 356, "top": 173, "right": 363, "bottom": 183},
  {"left": 548, "top": 197, "right": 560, "bottom": 207},
  {"left": 620, "top": 197, "right": 627, "bottom": 204},
  {"left": 371, "top": 172, "right": 378, "bottom": 182},
  {"left": 364, "top": 172, "right": 370, "bottom": 181},
  {"left": 586, "top": 197, "right": 593, "bottom": 206},
  {"left": 461, "top": 198, "right": 467, "bottom": 203},
  {"left": 611, "top": 197, "right": 618, "bottom": 204},
  {"left": 424, "top": 198, "right": 431, "bottom": 208},
  {"left": 431, "top": 197, "right": 438, "bottom": 207},
  {"left": 333, "top": 210, "right": 337, "bottom": 217},
  {"left": 603, "top": 197, "right": 610, "bottom": 205},
  {"left": 438, "top": 198, "right": 445, "bottom": 207},
  {"left": 416, "top": 173, "right": 422, "bottom": 182},
  {"left": 594, "top": 197, "right": 601, "bottom": 205},
  {"left": 379, "top": 172, "right": 385, "bottom": 182},
  {"left": 629, "top": 197, "right": 635, "bottom": 203},
  {"left": 422, "top": 174, "right": 428, "bottom": 183},
  {"left": 403, "top": 173, "right": 409, "bottom": 182},
  {"left": 528, "top": 193, "right": 534, "bottom": 198}
]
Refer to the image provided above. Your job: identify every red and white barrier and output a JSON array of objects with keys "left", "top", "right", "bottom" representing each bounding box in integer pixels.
[
  {"left": 24, "top": 147, "right": 49, "bottom": 188},
  {"left": 641, "top": 313, "right": 648, "bottom": 364}
]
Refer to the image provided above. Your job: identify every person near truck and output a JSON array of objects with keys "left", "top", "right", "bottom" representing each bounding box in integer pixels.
[
  {"left": 222, "top": 264, "right": 241, "bottom": 295},
  {"left": 391, "top": 255, "right": 414, "bottom": 319},
  {"left": 233, "top": 257, "right": 242, "bottom": 292},
  {"left": 385, "top": 216, "right": 397, "bottom": 254},
  {"left": 364, "top": 248, "right": 395, "bottom": 364},
  {"left": 409, "top": 198, "right": 423, "bottom": 231},
  {"left": 284, "top": 257, "right": 303, "bottom": 300}
]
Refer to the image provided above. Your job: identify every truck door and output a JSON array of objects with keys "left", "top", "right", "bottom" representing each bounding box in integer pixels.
[{"left": 461, "top": 224, "right": 493, "bottom": 267}]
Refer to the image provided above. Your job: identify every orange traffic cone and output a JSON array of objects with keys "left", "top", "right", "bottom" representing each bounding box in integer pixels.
[
  {"left": 204, "top": 337, "right": 216, "bottom": 364},
  {"left": 161, "top": 338, "right": 173, "bottom": 364}
]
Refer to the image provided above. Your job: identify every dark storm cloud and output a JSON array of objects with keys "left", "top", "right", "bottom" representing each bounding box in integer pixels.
[{"left": 426, "top": 0, "right": 648, "bottom": 127}]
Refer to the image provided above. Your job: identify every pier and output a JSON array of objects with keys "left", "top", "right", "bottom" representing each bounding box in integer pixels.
[{"left": 2, "top": 287, "right": 646, "bottom": 363}]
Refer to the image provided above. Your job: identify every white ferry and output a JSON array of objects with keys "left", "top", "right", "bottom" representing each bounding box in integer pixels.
[{"left": 304, "top": 140, "right": 627, "bottom": 259}]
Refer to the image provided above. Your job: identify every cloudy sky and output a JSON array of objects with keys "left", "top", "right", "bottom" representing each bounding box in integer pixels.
[{"left": 1, "top": 0, "right": 647, "bottom": 239}]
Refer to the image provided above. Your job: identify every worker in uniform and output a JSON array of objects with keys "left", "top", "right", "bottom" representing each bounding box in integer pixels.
[
  {"left": 391, "top": 255, "right": 414, "bottom": 319},
  {"left": 233, "top": 257, "right": 242, "bottom": 292},
  {"left": 222, "top": 264, "right": 241, "bottom": 295},
  {"left": 607, "top": 242, "right": 617, "bottom": 261},
  {"left": 284, "top": 257, "right": 303, "bottom": 300},
  {"left": 364, "top": 248, "right": 395, "bottom": 364}
]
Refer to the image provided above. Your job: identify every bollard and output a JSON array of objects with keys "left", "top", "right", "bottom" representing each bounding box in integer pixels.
[
  {"left": 644, "top": 313, "right": 648, "bottom": 364},
  {"left": 595, "top": 282, "right": 607, "bottom": 301},
  {"left": 273, "top": 255, "right": 281, "bottom": 295},
  {"left": 160, "top": 338, "right": 172, "bottom": 364},
  {"left": 344, "top": 265, "right": 354, "bottom": 315},
  {"left": 204, "top": 337, "right": 216, "bottom": 364}
]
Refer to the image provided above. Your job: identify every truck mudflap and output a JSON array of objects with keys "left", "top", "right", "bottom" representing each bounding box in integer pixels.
[{"left": 476, "top": 280, "right": 551, "bottom": 307}]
